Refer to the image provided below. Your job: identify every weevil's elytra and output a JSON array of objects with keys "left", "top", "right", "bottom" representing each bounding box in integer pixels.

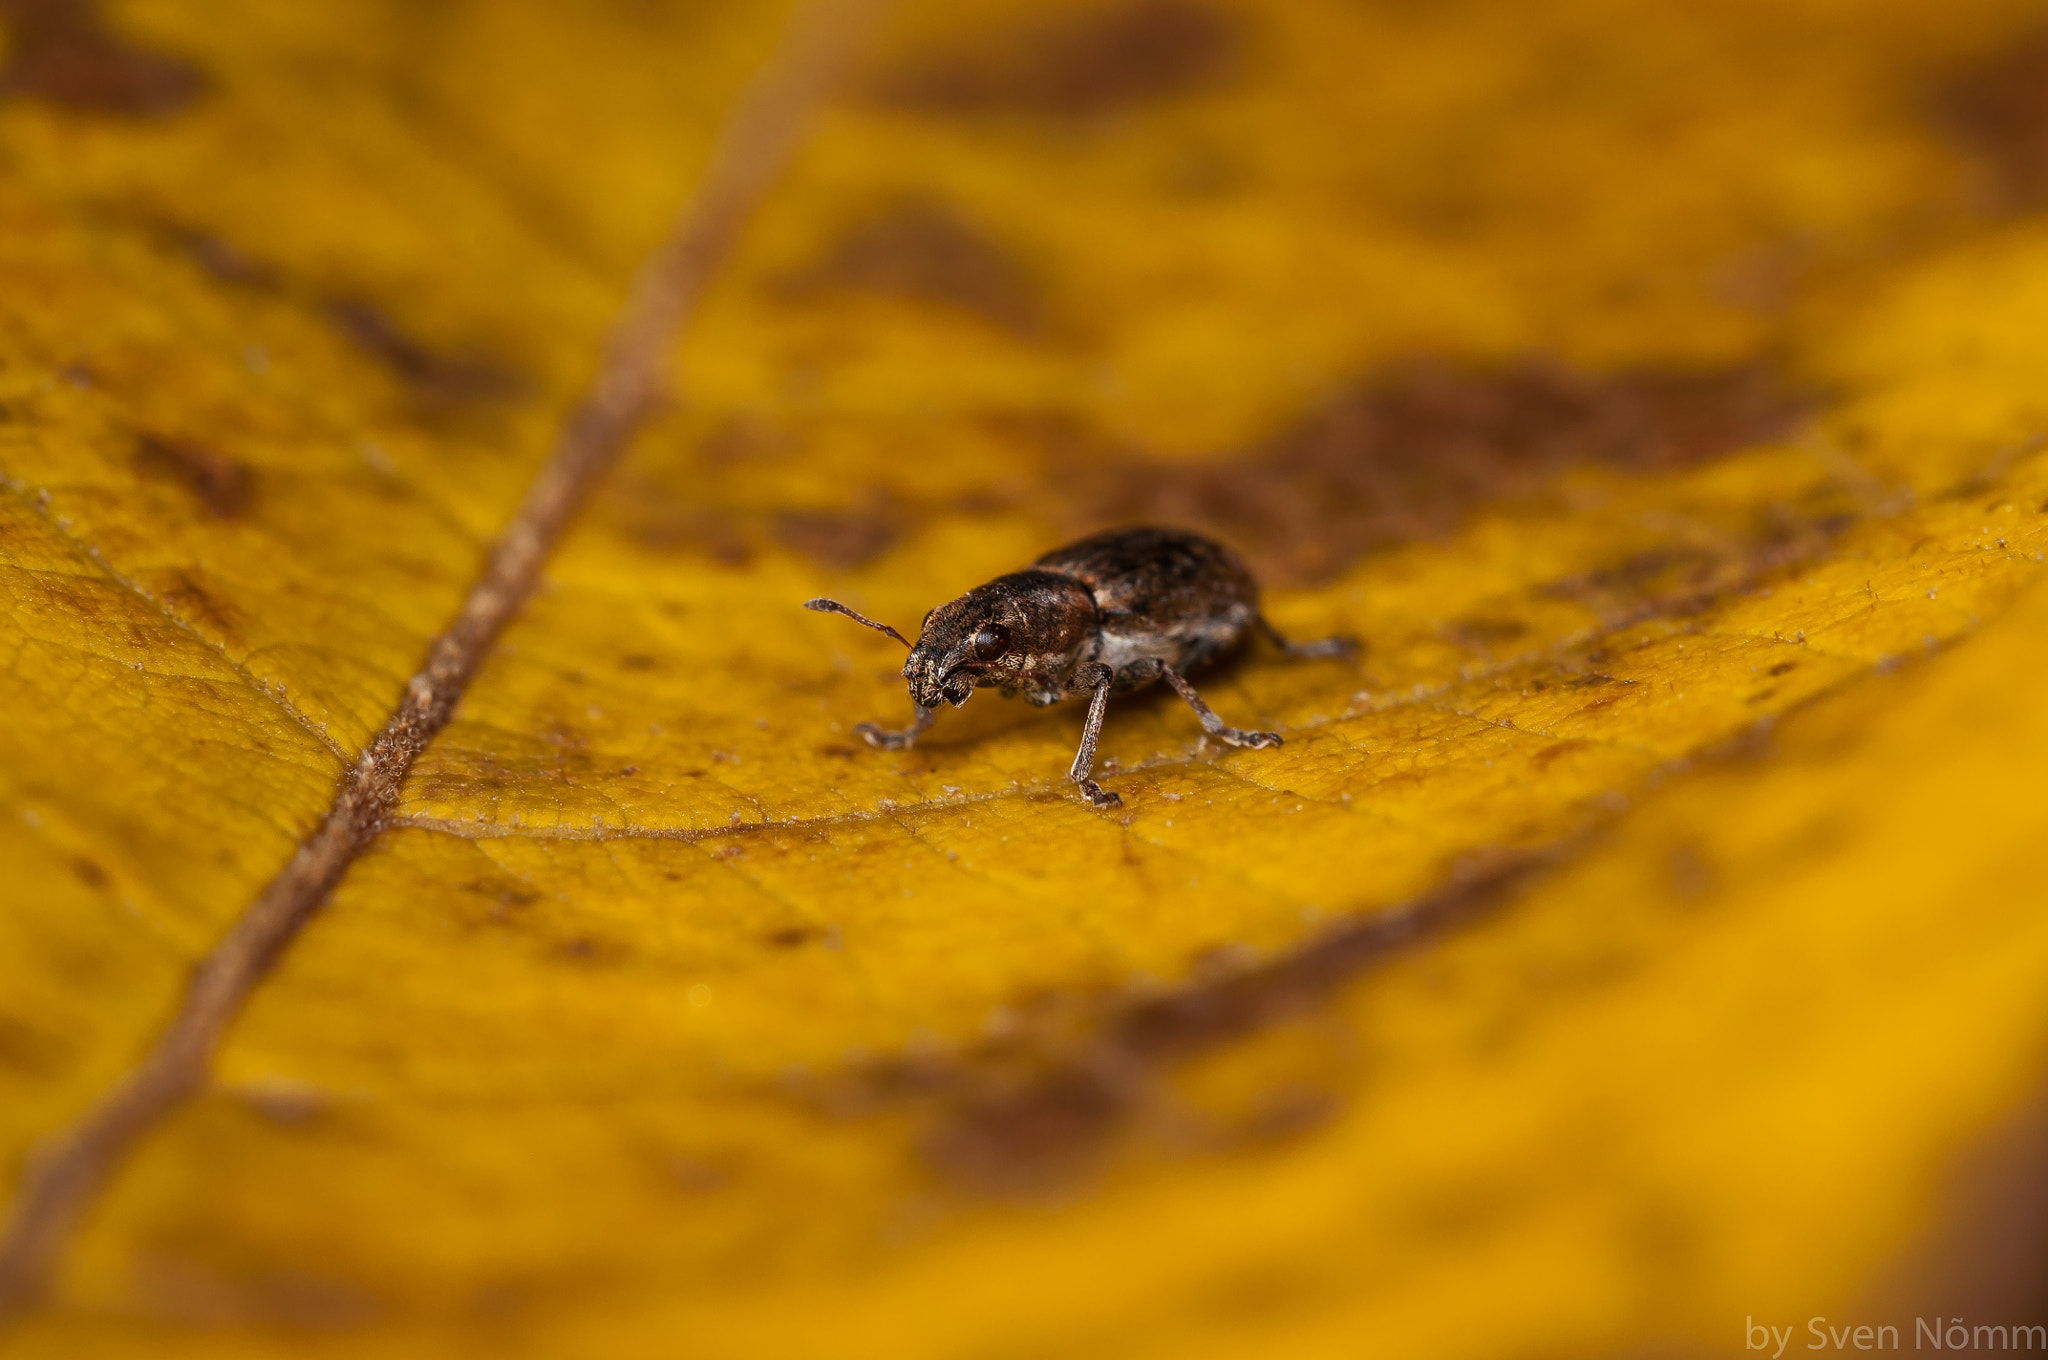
[{"left": 805, "top": 526, "right": 1357, "bottom": 808}]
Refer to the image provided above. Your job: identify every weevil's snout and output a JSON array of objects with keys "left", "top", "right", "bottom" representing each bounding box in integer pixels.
[
  {"left": 903, "top": 646, "right": 961, "bottom": 709},
  {"left": 902, "top": 632, "right": 954, "bottom": 708},
  {"left": 903, "top": 644, "right": 980, "bottom": 708},
  {"left": 904, "top": 593, "right": 1011, "bottom": 708}
]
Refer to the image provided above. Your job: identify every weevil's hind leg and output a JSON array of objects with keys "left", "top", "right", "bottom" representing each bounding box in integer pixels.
[
  {"left": 1254, "top": 614, "right": 1359, "bottom": 661},
  {"left": 1162, "top": 666, "right": 1282, "bottom": 749},
  {"left": 855, "top": 703, "right": 935, "bottom": 751},
  {"left": 1066, "top": 663, "right": 1121, "bottom": 808}
]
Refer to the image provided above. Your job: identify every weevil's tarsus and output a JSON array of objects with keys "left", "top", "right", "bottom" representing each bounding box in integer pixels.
[
  {"left": 1066, "top": 662, "right": 1120, "bottom": 807},
  {"left": 855, "top": 703, "right": 935, "bottom": 751},
  {"left": 804, "top": 597, "right": 913, "bottom": 648},
  {"left": 1254, "top": 614, "right": 1359, "bottom": 660},
  {"left": 1162, "top": 666, "right": 1282, "bottom": 749}
]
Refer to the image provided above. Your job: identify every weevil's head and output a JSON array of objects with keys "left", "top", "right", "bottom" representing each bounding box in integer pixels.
[{"left": 906, "top": 570, "right": 1095, "bottom": 708}]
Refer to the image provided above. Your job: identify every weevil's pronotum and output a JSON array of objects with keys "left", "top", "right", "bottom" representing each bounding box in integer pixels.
[{"left": 804, "top": 526, "right": 1356, "bottom": 809}]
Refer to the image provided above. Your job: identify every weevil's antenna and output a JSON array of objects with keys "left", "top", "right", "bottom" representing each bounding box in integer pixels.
[{"left": 804, "top": 597, "right": 913, "bottom": 648}]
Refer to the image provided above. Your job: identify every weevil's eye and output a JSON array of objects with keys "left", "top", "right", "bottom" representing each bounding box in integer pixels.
[{"left": 970, "top": 623, "right": 1010, "bottom": 661}]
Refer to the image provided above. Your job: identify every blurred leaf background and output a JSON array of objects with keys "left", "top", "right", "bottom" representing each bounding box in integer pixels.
[{"left": 4, "top": 0, "right": 2048, "bottom": 1354}]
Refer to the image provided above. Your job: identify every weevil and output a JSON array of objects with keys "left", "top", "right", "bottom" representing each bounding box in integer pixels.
[{"left": 804, "top": 526, "right": 1356, "bottom": 808}]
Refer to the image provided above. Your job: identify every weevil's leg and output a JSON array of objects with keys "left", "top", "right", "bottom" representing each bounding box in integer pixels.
[
  {"left": 1065, "top": 662, "right": 1121, "bottom": 808},
  {"left": 1254, "top": 614, "right": 1359, "bottom": 661},
  {"left": 1119, "top": 656, "right": 1165, "bottom": 687},
  {"left": 1162, "top": 666, "right": 1282, "bottom": 749},
  {"left": 855, "top": 703, "right": 935, "bottom": 751}
]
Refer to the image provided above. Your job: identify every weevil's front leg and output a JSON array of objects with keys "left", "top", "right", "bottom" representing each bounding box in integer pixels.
[
  {"left": 1162, "top": 666, "right": 1282, "bottom": 749},
  {"left": 855, "top": 703, "right": 935, "bottom": 751},
  {"left": 1254, "top": 614, "right": 1359, "bottom": 660},
  {"left": 1065, "top": 662, "right": 1120, "bottom": 808}
]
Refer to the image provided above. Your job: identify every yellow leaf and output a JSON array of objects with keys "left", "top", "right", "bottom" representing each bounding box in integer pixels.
[{"left": 5, "top": 0, "right": 2048, "bottom": 1354}]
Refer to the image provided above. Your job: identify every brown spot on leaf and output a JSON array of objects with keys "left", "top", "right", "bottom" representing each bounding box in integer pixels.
[
  {"left": 613, "top": 467, "right": 903, "bottom": 570},
  {"left": 132, "top": 1254, "right": 380, "bottom": 1329},
  {"left": 1938, "top": 26, "right": 2048, "bottom": 209},
  {"left": 463, "top": 879, "right": 539, "bottom": 911},
  {"left": 325, "top": 298, "right": 524, "bottom": 403},
  {"left": 659, "top": 1152, "right": 733, "bottom": 1194},
  {"left": 234, "top": 1079, "right": 329, "bottom": 1126},
  {"left": 775, "top": 504, "right": 901, "bottom": 569},
  {"left": 777, "top": 195, "right": 1049, "bottom": 337},
  {"left": 151, "top": 568, "right": 248, "bottom": 647},
  {"left": 552, "top": 935, "right": 629, "bottom": 965},
  {"left": 162, "top": 224, "right": 281, "bottom": 289},
  {"left": 1118, "top": 858, "right": 1533, "bottom": 1060},
  {"left": 924, "top": 1066, "right": 1125, "bottom": 1193},
  {"left": 874, "top": 0, "right": 1239, "bottom": 119},
  {"left": 1442, "top": 615, "right": 1530, "bottom": 652},
  {"left": 1541, "top": 545, "right": 1728, "bottom": 615},
  {"left": 1541, "top": 512, "right": 1849, "bottom": 627},
  {"left": 0, "top": 1014, "right": 66, "bottom": 1076},
  {"left": 1233, "top": 1085, "right": 1340, "bottom": 1144},
  {"left": 133, "top": 433, "right": 253, "bottom": 519},
  {"left": 146, "top": 224, "right": 532, "bottom": 416},
  {"left": 827, "top": 852, "right": 1544, "bottom": 1195},
  {"left": 611, "top": 489, "right": 756, "bottom": 568},
  {"left": 1666, "top": 842, "right": 1717, "bottom": 902},
  {"left": 1056, "top": 357, "right": 1807, "bottom": 585},
  {"left": 1532, "top": 738, "right": 1600, "bottom": 771},
  {"left": 0, "top": 0, "right": 202, "bottom": 117}
]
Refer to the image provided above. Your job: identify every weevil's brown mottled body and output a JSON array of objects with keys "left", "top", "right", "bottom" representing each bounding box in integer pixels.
[
  {"left": 911, "top": 528, "right": 1260, "bottom": 708},
  {"left": 806, "top": 526, "right": 1354, "bottom": 808}
]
